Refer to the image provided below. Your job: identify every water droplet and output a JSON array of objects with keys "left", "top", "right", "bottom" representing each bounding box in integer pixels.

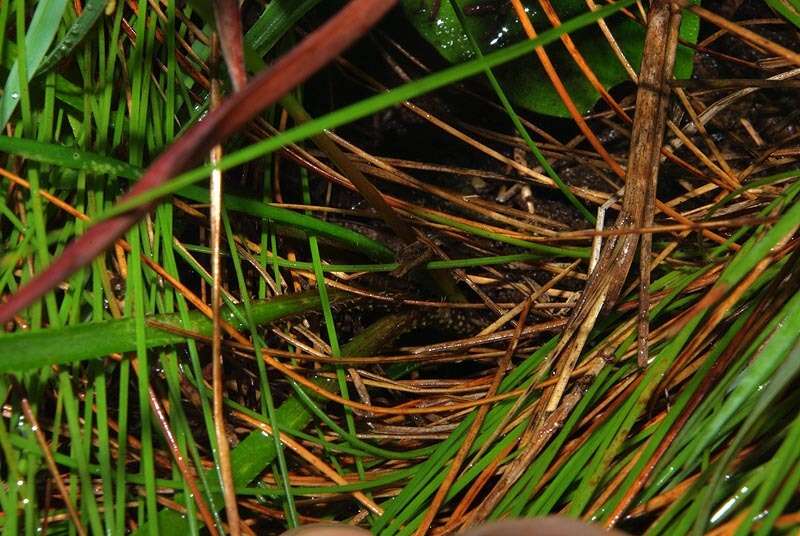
[
  {"left": 73, "top": 152, "right": 80, "bottom": 159},
  {"left": 710, "top": 497, "right": 737, "bottom": 524},
  {"left": 753, "top": 510, "right": 769, "bottom": 522},
  {"left": 10, "top": 92, "right": 19, "bottom": 100}
]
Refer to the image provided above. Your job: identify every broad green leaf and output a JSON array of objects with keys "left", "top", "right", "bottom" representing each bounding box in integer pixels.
[{"left": 402, "top": 0, "right": 700, "bottom": 117}]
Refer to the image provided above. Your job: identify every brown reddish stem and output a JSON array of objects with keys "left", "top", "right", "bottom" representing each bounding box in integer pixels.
[{"left": 212, "top": 0, "right": 247, "bottom": 91}]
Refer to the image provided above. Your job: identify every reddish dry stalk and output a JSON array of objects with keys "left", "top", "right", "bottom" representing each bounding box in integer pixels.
[
  {"left": 212, "top": 0, "right": 247, "bottom": 91},
  {"left": 0, "top": 0, "right": 399, "bottom": 324}
]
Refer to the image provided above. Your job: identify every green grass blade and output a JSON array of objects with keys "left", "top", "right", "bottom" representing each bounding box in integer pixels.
[
  {"left": 245, "top": 0, "right": 321, "bottom": 56},
  {"left": 36, "top": 0, "right": 109, "bottom": 76},
  {"left": 0, "top": 0, "right": 68, "bottom": 127},
  {"left": 0, "top": 291, "right": 330, "bottom": 372}
]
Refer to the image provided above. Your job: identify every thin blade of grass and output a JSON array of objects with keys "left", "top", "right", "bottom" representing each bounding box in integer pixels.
[{"left": 0, "top": 291, "right": 331, "bottom": 372}]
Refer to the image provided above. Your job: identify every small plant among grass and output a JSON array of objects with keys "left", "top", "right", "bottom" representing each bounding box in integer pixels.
[{"left": 1, "top": 0, "right": 799, "bottom": 534}]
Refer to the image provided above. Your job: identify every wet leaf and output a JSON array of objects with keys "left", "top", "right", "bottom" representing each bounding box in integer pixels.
[
  {"left": 402, "top": 0, "right": 700, "bottom": 117},
  {"left": 36, "top": 0, "right": 109, "bottom": 76}
]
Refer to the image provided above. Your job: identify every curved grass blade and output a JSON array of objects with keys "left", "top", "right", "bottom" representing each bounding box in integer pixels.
[
  {"left": 35, "top": 0, "right": 109, "bottom": 76},
  {"left": 0, "top": 290, "right": 333, "bottom": 373},
  {"left": 246, "top": 0, "right": 322, "bottom": 56},
  {"left": 0, "top": 0, "right": 68, "bottom": 127}
]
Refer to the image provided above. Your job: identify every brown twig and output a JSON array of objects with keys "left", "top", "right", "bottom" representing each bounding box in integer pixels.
[{"left": 687, "top": 4, "right": 800, "bottom": 67}]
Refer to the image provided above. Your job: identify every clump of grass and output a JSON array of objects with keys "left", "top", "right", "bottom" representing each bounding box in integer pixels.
[{"left": 1, "top": 1, "right": 799, "bottom": 535}]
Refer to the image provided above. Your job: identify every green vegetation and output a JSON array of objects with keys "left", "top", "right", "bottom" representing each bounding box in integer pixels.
[{"left": 1, "top": 1, "right": 799, "bottom": 535}]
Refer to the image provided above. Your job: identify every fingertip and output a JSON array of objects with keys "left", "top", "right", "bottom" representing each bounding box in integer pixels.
[
  {"left": 462, "top": 516, "right": 627, "bottom": 536},
  {"left": 281, "top": 523, "right": 372, "bottom": 536}
]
